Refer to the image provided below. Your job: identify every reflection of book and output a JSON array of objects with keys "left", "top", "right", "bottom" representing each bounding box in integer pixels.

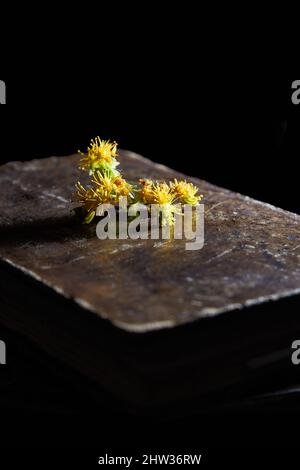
[{"left": 0, "top": 152, "right": 300, "bottom": 414}]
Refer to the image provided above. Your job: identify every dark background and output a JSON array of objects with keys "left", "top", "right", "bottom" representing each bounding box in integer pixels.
[{"left": 0, "top": 77, "right": 299, "bottom": 213}]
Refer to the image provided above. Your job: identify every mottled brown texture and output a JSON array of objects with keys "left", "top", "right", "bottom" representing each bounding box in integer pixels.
[{"left": 0, "top": 151, "right": 300, "bottom": 333}]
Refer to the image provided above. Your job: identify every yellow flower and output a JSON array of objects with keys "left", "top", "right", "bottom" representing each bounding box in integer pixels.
[
  {"left": 92, "top": 171, "right": 116, "bottom": 194},
  {"left": 75, "top": 183, "right": 96, "bottom": 224},
  {"left": 151, "top": 182, "right": 176, "bottom": 205},
  {"left": 151, "top": 182, "right": 180, "bottom": 226},
  {"left": 92, "top": 171, "right": 134, "bottom": 199},
  {"left": 136, "top": 179, "right": 155, "bottom": 204},
  {"left": 75, "top": 136, "right": 205, "bottom": 227},
  {"left": 75, "top": 171, "right": 134, "bottom": 223},
  {"left": 78, "top": 136, "right": 120, "bottom": 176},
  {"left": 170, "top": 179, "right": 203, "bottom": 205},
  {"left": 75, "top": 180, "right": 115, "bottom": 223},
  {"left": 113, "top": 176, "right": 134, "bottom": 199}
]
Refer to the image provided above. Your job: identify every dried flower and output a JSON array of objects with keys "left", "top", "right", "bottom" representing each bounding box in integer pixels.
[
  {"left": 170, "top": 179, "right": 203, "bottom": 205},
  {"left": 75, "top": 171, "right": 134, "bottom": 223},
  {"left": 74, "top": 137, "right": 205, "bottom": 226},
  {"left": 151, "top": 182, "right": 176, "bottom": 205},
  {"left": 75, "top": 183, "right": 100, "bottom": 224},
  {"left": 136, "top": 179, "right": 155, "bottom": 204},
  {"left": 78, "top": 137, "right": 120, "bottom": 176},
  {"left": 113, "top": 176, "right": 135, "bottom": 199},
  {"left": 151, "top": 182, "right": 181, "bottom": 226}
]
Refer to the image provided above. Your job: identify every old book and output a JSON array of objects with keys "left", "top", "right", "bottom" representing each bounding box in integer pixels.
[{"left": 0, "top": 152, "right": 300, "bottom": 414}]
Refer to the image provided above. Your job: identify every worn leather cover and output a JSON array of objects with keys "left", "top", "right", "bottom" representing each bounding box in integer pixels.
[{"left": 0, "top": 152, "right": 300, "bottom": 412}]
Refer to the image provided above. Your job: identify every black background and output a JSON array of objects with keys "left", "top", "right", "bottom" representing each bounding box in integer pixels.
[
  {"left": 1, "top": 73, "right": 300, "bottom": 458},
  {"left": 0, "top": 77, "right": 299, "bottom": 213}
]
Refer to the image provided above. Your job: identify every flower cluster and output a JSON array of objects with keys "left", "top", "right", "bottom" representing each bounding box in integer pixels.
[
  {"left": 75, "top": 137, "right": 204, "bottom": 224},
  {"left": 134, "top": 179, "right": 203, "bottom": 225},
  {"left": 78, "top": 137, "right": 120, "bottom": 177}
]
